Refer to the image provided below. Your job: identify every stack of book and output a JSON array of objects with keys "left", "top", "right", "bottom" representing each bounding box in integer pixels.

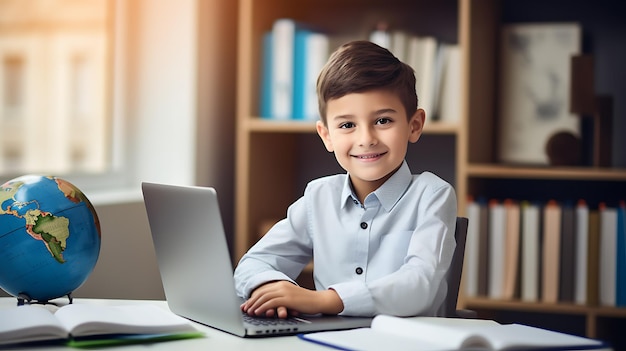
[
  {"left": 259, "top": 18, "right": 330, "bottom": 121},
  {"left": 258, "top": 19, "right": 462, "bottom": 124},
  {"left": 369, "top": 27, "right": 461, "bottom": 123},
  {"left": 464, "top": 197, "right": 626, "bottom": 307}
]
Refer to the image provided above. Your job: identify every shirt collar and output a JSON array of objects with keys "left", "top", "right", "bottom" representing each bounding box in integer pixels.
[{"left": 341, "top": 160, "right": 412, "bottom": 211}]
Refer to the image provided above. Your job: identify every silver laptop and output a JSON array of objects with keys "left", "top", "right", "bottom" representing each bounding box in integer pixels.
[{"left": 141, "top": 182, "right": 372, "bottom": 337}]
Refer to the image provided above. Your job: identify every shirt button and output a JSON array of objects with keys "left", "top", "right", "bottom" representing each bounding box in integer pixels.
[
  {"left": 355, "top": 267, "right": 363, "bottom": 275},
  {"left": 360, "top": 222, "right": 368, "bottom": 229}
]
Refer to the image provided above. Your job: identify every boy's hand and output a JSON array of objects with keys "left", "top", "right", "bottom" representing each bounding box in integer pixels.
[{"left": 240, "top": 280, "right": 343, "bottom": 318}]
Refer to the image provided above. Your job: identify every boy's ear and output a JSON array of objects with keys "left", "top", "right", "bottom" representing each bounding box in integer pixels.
[
  {"left": 408, "top": 109, "right": 425, "bottom": 143},
  {"left": 316, "top": 121, "right": 334, "bottom": 152}
]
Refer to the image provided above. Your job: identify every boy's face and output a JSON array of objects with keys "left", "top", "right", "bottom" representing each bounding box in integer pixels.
[{"left": 316, "top": 89, "right": 424, "bottom": 198}]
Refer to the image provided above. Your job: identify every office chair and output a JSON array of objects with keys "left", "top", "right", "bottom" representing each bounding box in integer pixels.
[{"left": 444, "top": 216, "right": 477, "bottom": 318}]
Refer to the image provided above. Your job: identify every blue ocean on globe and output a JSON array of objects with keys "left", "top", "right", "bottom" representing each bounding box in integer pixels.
[{"left": 0, "top": 175, "right": 101, "bottom": 302}]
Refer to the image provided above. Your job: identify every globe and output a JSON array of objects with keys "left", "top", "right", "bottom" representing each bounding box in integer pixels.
[{"left": 0, "top": 175, "right": 101, "bottom": 302}]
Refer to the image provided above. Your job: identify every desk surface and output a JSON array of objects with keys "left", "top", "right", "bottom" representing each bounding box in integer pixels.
[
  {"left": 2, "top": 297, "right": 612, "bottom": 351},
  {"left": 0, "top": 297, "right": 331, "bottom": 351}
]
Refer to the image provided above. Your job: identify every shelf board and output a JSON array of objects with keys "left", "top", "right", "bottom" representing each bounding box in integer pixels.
[
  {"left": 465, "top": 297, "right": 626, "bottom": 318},
  {"left": 243, "top": 118, "right": 460, "bottom": 135},
  {"left": 467, "top": 163, "right": 626, "bottom": 181}
]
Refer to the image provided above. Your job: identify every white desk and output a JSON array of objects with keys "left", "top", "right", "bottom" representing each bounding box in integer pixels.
[
  {"left": 2, "top": 297, "right": 613, "bottom": 351},
  {"left": 0, "top": 297, "right": 329, "bottom": 350}
]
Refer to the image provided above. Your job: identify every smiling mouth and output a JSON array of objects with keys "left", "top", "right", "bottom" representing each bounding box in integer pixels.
[{"left": 353, "top": 152, "right": 387, "bottom": 159}]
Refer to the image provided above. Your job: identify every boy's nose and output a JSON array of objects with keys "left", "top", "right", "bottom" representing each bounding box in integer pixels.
[{"left": 358, "top": 127, "right": 377, "bottom": 147}]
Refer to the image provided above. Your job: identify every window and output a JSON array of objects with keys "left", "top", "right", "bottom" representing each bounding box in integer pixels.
[{"left": 0, "top": 0, "right": 114, "bottom": 181}]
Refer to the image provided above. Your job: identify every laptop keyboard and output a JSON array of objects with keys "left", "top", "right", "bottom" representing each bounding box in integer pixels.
[{"left": 242, "top": 313, "right": 301, "bottom": 326}]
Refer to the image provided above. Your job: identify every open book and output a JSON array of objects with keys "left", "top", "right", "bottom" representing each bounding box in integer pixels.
[
  {"left": 299, "top": 315, "right": 607, "bottom": 351},
  {"left": 0, "top": 303, "right": 202, "bottom": 347}
]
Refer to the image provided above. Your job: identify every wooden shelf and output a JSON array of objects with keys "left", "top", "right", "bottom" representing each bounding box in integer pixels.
[
  {"left": 467, "top": 163, "right": 626, "bottom": 181},
  {"left": 465, "top": 297, "right": 626, "bottom": 318},
  {"left": 243, "top": 118, "right": 460, "bottom": 135}
]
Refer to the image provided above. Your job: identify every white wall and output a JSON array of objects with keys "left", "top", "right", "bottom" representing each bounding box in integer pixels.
[
  {"left": 0, "top": 0, "right": 238, "bottom": 300},
  {"left": 129, "top": 0, "right": 198, "bottom": 186}
]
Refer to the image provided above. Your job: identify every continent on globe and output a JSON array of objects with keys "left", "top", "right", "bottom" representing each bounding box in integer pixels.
[
  {"left": 29, "top": 211, "right": 70, "bottom": 263},
  {"left": 2, "top": 185, "right": 71, "bottom": 263}
]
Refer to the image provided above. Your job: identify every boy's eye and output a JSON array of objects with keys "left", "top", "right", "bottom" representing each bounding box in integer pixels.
[
  {"left": 376, "top": 118, "right": 391, "bottom": 125},
  {"left": 339, "top": 122, "right": 355, "bottom": 129}
]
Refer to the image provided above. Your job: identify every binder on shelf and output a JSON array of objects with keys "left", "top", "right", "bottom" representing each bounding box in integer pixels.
[
  {"left": 521, "top": 201, "right": 540, "bottom": 302},
  {"left": 436, "top": 44, "right": 462, "bottom": 123},
  {"left": 390, "top": 30, "right": 409, "bottom": 63},
  {"left": 502, "top": 199, "right": 521, "bottom": 300},
  {"left": 477, "top": 200, "right": 490, "bottom": 297},
  {"left": 559, "top": 202, "right": 576, "bottom": 303},
  {"left": 259, "top": 32, "right": 273, "bottom": 119},
  {"left": 293, "top": 29, "right": 328, "bottom": 121},
  {"left": 407, "top": 35, "right": 438, "bottom": 121},
  {"left": 599, "top": 202, "right": 617, "bottom": 306},
  {"left": 542, "top": 200, "right": 561, "bottom": 303},
  {"left": 587, "top": 209, "right": 601, "bottom": 306},
  {"left": 574, "top": 200, "right": 590, "bottom": 305},
  {"left": 488, "top": 199, "right": 506, "bottom": 299},
  {"left": 616, "top": 201, "right": 626, "bottom": 306},
  {"left": 271, "top": 18, "right": 298, "bottom": 120}
]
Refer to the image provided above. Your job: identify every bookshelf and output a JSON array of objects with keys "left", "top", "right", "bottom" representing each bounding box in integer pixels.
[
  {"left": 234, "top": 0, "right": 626, "bottom": 346},
  {"left": 460, "top": 0, "right": 626, "bottom": 348}
]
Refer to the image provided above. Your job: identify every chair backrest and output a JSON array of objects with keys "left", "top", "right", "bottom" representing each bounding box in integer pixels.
[{"left": 444, "top": 216, "right": 469, "bottom": 317}]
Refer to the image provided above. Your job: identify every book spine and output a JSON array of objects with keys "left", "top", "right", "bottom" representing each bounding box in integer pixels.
[
  {"left": 271, "top": 18, "right": 296, "bottom": 120},
  {"left": 436, "top": 44, "right": 462, "bottom": 123},
  {"left": 542, "top": 200, "right": 561, "bottom": 303},
  {"left": 488, "top": 199, "right": 506, "bottom": 299},
  {"left": 587, "top": 209, "right": 601, "bottom": 306},
  {"left": 521, "top": 201, "right": 540, "bottom": 302},
  {"left": 503, "top": 199, "right": 521, "bottom": 300},
  {"left": 259, "top": 32, "right": 273, "bottom": 118},
  {"left": 599, "top": 203, "right": 617, "bottom": 306},
  {"left": 478, "top": 199, "right": 490, "bottom": 297},
  {"left": 615, "top": 201, "right": 626, "bottom": 306},
  {"left": 292, "top": 29, "right": 309, "bottom": 120},
  {"left": 559, "top": 202, "right": 576, "bottom": 303},
  {"left": 303, "top": 33, "right": 328, "bottom": 121},
  {"left": 292, "top": 30, "right": 328, "bottom": 121},
  {"left": 574, "top": 200, "right": 590, "bottom": 304}
]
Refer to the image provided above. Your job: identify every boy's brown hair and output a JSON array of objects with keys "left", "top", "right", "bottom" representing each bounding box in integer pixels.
[{"left": 316, "top": 40, "right": 418, "bottom": 125}]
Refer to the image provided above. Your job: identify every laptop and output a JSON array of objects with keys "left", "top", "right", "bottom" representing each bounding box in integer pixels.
[{"left": 141, "top": 182, "right": 372, "bottom": 337}]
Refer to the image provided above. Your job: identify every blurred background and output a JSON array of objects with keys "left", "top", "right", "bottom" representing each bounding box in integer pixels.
[{"left": 0, "top": 0, "right": 238, "bottom": 299}]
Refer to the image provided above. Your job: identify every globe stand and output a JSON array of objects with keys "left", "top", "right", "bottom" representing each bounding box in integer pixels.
[{"left": 16, "top": 292, "right": 74, "bottom": 306}]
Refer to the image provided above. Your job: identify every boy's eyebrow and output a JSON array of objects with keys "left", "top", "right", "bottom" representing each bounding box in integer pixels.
[
  {"left": 374, "top": 108, "right": 398, "bottom": 115},
  {"left": 330, "top": 108, "right": 400, "bottom": 121}
]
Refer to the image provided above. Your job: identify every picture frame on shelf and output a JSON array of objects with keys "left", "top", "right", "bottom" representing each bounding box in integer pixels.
[{"left": 497, "top": 23, "right": 582, "bottom": 165}]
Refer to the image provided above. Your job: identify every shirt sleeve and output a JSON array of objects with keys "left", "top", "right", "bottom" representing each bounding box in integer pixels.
[
  {"left": 330, "top": 183, "right": 457, "bottom": 317},
  {"left": 233, "top": 197, "right": 313, "bottom": 299}
]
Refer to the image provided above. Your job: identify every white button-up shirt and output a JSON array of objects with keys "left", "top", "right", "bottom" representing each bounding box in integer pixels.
[{"left": 234, "top": 161, "right": 457, "bottom": 317}]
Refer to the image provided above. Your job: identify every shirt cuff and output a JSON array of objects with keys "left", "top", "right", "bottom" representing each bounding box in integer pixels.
[
  {"left": 329, "top": 281, "right": 376, "bottom": 316},
  {"left": 242, "top": 270, "right": 297, "bottom": 299}
]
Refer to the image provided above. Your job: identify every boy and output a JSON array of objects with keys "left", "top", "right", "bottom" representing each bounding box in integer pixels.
[{"left": 234, "top": 40, "right": 457, "bottom": 318}]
